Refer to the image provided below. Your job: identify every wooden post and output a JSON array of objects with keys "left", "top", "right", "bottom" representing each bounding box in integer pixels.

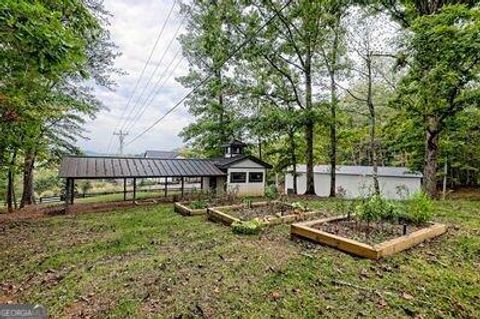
[
  {"left": 200, "top": 177, "right": 204, "bottom": 191},
  {"left": 123, "top": 178, "right": 127, "bottom": 201},
  {"left": 181, "top": 177, "right": 184, "bottom": 198},
  {"left": 65, "top": 178, "right": 71, "bottom": 213},
  {"left": 133, "top": 178, "right": 137, "bottom": 202},
  {"left": 164, "top": 177, "right": 168, "bottom": 197},
  {"left": 70, "top": 179, "right": 75, "bottom": 204}
]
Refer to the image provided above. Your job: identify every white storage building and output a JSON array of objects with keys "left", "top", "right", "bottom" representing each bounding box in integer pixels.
[{"left": 285, "top": 165, "right": 423, "bottom": 199}]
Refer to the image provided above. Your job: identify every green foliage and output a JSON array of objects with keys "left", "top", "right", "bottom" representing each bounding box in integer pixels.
[
  {"left": 264, "top": 185, "right": 278, "bottom": 200},
  {"left": 231, "top": 219, "right": 265, "bottom": 235},
  {"left": 356, "top": 195, "right": 401, "bottom": 223},
  {"left": 189, "top": 200, "right": 207, "bottom": 209},
  {"left": 406, "top": 191, "right": 434, "bottom": 225},
  {"left": 356, "top": 195, "right": 384, "bottom": 223},
  {"left": 291, "top": 201, "right": 308, "bottom": 212},
  {"left": 78, "top": 180, "right": 93, "bottom": 194},
  {"left": 1, "top": 0, "right": 119, "bottom": 208},
  {"left": 355, "top": 192, "right": 433, "bottom": 225},
  {"left": 34, "top": 170, "right": 62, "bottom": 195}
]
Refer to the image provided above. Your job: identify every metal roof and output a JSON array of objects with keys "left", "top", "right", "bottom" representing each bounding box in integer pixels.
[
  {"left": 212, "top": 155, "right": 273, "bottom": 169},
  {"left": 294, "top": 165, "right": 422, "bottom": 178},
  {"left": 144, "top": 150, "right": 179, "bottom": 159},
  {"left": 59, "top": 156, "right": 226, "bottom": 179}
]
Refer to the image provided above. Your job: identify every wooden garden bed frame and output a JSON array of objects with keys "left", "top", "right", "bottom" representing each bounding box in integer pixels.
[
  {"left": 174, "top": 200, "right": 270, "bottom": 216},
  {"left": 206, "top": 201, "right": 324, "bottom": 227},
  {"left": 291, "top": 215, "right": 447, "bottom": 259},
  {"left": 174, "top": 202, "right": 208, "bottom": 216}
]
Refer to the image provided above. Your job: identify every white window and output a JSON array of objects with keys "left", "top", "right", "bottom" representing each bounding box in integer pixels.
[
  {"left": 230, "top": 172, "right": 246, "bottom": 183},
  {"left": 248, "top": 172, "right": 263, "bottom": 183}
]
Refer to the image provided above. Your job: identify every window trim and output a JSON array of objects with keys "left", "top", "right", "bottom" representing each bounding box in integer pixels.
[
  {"left": 248, "top": 172, "right": 264, "bottom": 183},
  {"left": 230, "top": 172, "right": 247, "bottom": 183}
]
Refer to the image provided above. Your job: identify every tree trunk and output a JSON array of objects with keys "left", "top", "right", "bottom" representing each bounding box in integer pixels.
[
  {"left": 288, "top": 129, "right": 298, "bottom": 194},
  {"left": 366, "top": 54, "right": 380, "bottom": 195},
  {"left": 258, "top": 137, "right": 262, "bottom": 160},
  {"left": 423, "top": 117, "right": 440, "bottom": 197},
  {"left": 6, "top": 152, "right": 17, "bottom": 213},
  {"left": 328, "top": 15, "right": 341, "bottom": 198},
  {"left": 20, "top": 150, "right": 36, "bottom": 208},
  {"left": 329, "top": 72, "right": 337, "bottom": 197},
  {"left": 216, "top": 70, "right": 226, "bottom": 145},
  {"left": 304, "top": 49, "right": 315, "bottom": 195}
]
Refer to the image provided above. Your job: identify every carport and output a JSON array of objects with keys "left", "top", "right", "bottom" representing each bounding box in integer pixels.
[{"left": 58, "top": 156, "right": 226, "bottom": 212}]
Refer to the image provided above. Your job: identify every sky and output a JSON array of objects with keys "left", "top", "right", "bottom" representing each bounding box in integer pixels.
[{"left": 78, "top": 0, "right": 190, "bottom": 156}]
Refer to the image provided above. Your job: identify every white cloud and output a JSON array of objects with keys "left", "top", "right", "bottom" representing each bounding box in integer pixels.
[{"left": 77, "top": 0, "right": 192, "bottom": 155}]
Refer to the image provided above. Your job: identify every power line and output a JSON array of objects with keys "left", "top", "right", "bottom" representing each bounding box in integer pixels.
[
  {"left": 105, "top": 0, "right": 177, "bottom": 153},
  {"left": 119, "top": 16, "right": 186, "bottom": 132},
  {"left": 124, "top": 50, "right": 184, "bottom": 133},
  {"left": 125, "top": 0, "right": 293, "bottom": 147}
]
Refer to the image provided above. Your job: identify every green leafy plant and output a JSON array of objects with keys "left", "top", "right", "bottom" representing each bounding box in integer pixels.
[
  {"left": 232, "top": 219, "right": 265, "bottom": 235},
  {"left": 405, "top": 191, "right": 434, "bottom": 225},
  {"left": 291, "top": 201, "right": 308, "bottom": 212},
  {"left": 189, "top": 200, "right": 207, "bottom": 209},
  {"left": 243, "top": 198, "right": 253, "bottom": 208},
  {"left": 356, "top": 195, "right": 402, "bottom": 223},
  {"left": 356, "top": 195, "right": 384, "bottom": 223},
  {"left": 265, "top": 185, "right": 278, "bottom": 200}
]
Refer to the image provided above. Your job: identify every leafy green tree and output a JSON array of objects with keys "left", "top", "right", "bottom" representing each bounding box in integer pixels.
[
  {"left": 178, "top": 0, "right": 244, "bottom": 157},
  {"left": 394, "top": 4, "right": 480, "bottom": 197},
  {"left": 0, "top": 0, "right": 119, "bottom": 209}
]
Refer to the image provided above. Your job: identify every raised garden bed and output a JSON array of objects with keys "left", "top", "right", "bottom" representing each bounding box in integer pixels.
[
  {"left": 207, "top": 201, "right": 325, "bottom": 227},
  {"left": 174, "top": 197, "right": 266, "bottom": 216},
  {"left": 174, "top": 202, "right": 209, "bottom": 216},
  {"left": 291, "top": 215, "right": 447, "bottom": 259}
]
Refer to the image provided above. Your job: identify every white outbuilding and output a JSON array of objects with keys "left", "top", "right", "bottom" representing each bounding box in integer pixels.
[{"left": 285, "top": 165, "right": 423, "bottom": 199}]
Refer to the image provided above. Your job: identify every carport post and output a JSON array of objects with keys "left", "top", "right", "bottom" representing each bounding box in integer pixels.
[
  {"left": 164, "top": 177, "right": 168, "bottom": 197},
  {"left": 123, "top": 178, "right": 127, "bottom": 201},
  {"left": 65, "top": 178, "right": 72, "bottom": 213},
  {"left": 181, "top": 177, "right": 184, "bottom": 198},
  {"left": 70, "top": 179, "right": 75, "bottom": 204},
  {"left": 133, "top": 178, "right": 137, "bottom": 202}
]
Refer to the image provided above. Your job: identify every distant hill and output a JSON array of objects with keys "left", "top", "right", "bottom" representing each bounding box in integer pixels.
[{"left": 81, "top": 150, "right": 140, "bottom": 157}]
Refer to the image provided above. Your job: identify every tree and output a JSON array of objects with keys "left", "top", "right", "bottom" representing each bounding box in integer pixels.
[
  {"left": 236, "top": 0, "right": 339, "bottom": 195},
  {"left": 339, "top": 10, "right": 400, "bottom": 195},
  {"left": 178, "top": 0, "right": 244, "bottom": 157},
  {"left": 394, "top": 4, "right": 480, "bottom": 197},
  {"left": 0, "top": 0, "right": 119, "bottom": 209}
]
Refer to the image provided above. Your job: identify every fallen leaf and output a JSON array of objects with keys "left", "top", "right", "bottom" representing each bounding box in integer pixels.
[
  {"left": 271, "top": 291, "right": 281, "bottom": 301},
  {"left": 402, "top": 292, "right": 414, "bottom": 300}
]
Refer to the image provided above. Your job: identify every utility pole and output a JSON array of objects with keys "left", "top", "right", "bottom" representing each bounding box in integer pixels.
[{"left": 113, "top": 130, "right": 129, "bottom": 155}]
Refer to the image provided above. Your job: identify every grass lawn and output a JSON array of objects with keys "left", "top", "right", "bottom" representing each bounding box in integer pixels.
[{"left": 0, "top": 199, "right": 479, "bottom": 318}]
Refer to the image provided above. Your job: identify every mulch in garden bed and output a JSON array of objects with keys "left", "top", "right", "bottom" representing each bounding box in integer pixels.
[
  {"left": 312, "top": 218, "right": 425, "bottom": 246},
  {"left": 226, "top": 202, "right": 302, "bottom": 221}
]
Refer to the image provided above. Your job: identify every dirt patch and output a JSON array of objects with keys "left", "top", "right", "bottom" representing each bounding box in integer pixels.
[
  {"left": 0, "top": 197, "right": 176, "bottom": 225},
  {"left": 227, "top": 202, "right": 299, "bottom": 221},
  {"left": 312, "top": 218, "right": 424, "bottom": 246}
]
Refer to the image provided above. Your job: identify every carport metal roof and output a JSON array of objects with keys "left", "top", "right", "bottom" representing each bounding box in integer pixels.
[{"left": 59, "top": 156, "right": 226, "bottom": 179}]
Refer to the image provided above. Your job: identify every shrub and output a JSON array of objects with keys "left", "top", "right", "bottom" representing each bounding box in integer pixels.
[
  {"left": 189, "top": 200, "right": 207, "bottom": 209},
  {"left": 265, "top": 185, "right": 278, "bottom": 200},
  {"left": 232, "top": 219, "right": 265, "bottom": 235},
  {"left": 356, "top": 195, "right": 384, "bottom": 223},
  {"left": 405, "top": 191, "right": 433, "bottom": 225},
  {"left": 356, "top": 195, "right": 402, "bottom": 223}
]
